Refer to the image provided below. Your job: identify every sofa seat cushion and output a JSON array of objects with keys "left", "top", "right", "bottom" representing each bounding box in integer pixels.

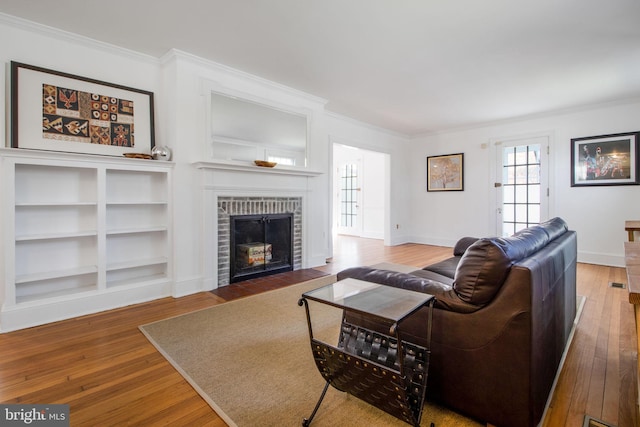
[
  {"left": 420, "top": 237, "right": 479, "bottom": 279},
  {"left": 409, "top": 268, "right": 454, "bottom": 285},
  {"left": 420, "top": 257, "right": 460, "bottom": 279}
]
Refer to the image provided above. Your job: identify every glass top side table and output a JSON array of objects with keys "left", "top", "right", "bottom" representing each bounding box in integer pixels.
[{"left": 298, "top": 278, "right": 435, "bottom": 427}]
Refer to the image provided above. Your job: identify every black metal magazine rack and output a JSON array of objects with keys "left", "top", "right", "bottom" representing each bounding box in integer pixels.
[{"left": 298, "top": 279, "right": 435, "bottom": 427}]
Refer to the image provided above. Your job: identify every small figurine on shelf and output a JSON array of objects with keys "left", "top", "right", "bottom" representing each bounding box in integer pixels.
[{"left": 151, "top": 145, "right": 172, "bottom": 161}]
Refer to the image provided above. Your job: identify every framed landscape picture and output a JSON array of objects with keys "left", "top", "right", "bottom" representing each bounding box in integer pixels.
[
  {"left": 571, "top": 131, "right": 639, "bottom": 187},
  {"left": 11, "top": 61, "right": 155, "bottom": 157},
  {"left": 427, "top": 153, "right": 464, "bottom": 191}
]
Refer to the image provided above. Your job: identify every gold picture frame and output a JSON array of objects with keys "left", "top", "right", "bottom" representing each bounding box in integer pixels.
[{"left": 427, "top": 153, "right": 464, "bottom": 191}]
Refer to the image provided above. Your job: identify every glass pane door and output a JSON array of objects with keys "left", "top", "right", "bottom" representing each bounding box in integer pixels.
[
  {"left": 502, "top": 145, "right": 540, "bottom": 235},
  {"left": 338, "top": 163, "right": 359, "bottom": 234},
  {"left": 497, "top": 136, "right": 548, "bottom": 237}
]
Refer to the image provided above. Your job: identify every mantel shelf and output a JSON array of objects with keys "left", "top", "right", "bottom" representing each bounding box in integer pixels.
[
  {"left": 0, "top": 147, "right": 175, "bottom": 168},
  {"left": 193, "top": 160, "right": 324, "bottom": 176}
]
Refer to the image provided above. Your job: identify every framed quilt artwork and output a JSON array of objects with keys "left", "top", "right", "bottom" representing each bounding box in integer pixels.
[{"left": 11, "top": 61, "right": 155, "bottom": 157}]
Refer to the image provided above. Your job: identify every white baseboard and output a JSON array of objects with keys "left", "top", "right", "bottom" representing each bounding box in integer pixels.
[
  {"left": 408, "top": 235, "right": 456, "bottom": 248},
  {"left": 388, "top": 233, "right": 413, "bottom": 246},
  {"left": 577, "top": 251, "right": 625, "bottom": 267},
  {"left": 307, "top": 254, "right": 330, "bottom": 268},
  {"left": 172, "top": 276, "right": 207, "bottom": 297},
  {"left": 0, "top": 280, "right": 172, "bottom": 333}
]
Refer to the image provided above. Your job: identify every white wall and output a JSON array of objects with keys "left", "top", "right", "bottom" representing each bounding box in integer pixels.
[
  {"left": 360, "top": 149, "right": 386, "bottom": 239},
  {"left": 410, "top": 100, "right": 640, "bottom": 266}
]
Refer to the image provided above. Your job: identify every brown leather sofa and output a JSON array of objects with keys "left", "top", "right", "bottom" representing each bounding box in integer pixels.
[{"left": 337, "top": 217, "right": 577, "bottom": 427}]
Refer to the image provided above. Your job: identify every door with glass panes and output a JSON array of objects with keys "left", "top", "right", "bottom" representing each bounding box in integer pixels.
[
  {"left": 496, "top": 136, "right": 549, "bottom": 236},
  {"left": 337, "top": 162, "right": 361, "bottom": 236}
]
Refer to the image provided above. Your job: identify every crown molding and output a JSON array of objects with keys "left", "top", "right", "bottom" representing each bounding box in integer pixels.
[
  {"left": 0, "top": 12, "right": 159, "bottom": 65},
  {"left": 325, "top": 110, "right": 410, "bottom": 140}
]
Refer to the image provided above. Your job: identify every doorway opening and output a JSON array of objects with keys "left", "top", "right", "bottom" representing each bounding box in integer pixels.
[{"left": 332, "top": 143, "right": 389, "bottom": 243}]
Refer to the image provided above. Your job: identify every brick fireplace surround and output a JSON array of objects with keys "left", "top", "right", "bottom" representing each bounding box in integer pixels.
[{"left": 217, "top": 196, "right": 302, "bottom": 286}]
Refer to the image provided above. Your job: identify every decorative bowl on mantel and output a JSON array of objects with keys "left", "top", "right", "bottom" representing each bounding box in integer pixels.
[
  {"left": 123, "top": 153, "right": 152, "bottom": 159},
  {"left": 254, "top": 160, "right": 277, "bottom": 168}
]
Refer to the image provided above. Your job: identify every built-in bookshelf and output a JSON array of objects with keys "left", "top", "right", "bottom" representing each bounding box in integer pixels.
[{"left": 0, "top": 149, "right": 173, "bottom": 331}]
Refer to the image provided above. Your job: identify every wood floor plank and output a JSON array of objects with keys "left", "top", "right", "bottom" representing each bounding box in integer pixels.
[
  {"left": 618, "top": 298, "right": 639, "bottom": 427},
  {"left": 603, "top": 285, "right": 623, "bottom": 424},
  {"left": 585, "top": 355, "right": 606, "bottom": 419}
]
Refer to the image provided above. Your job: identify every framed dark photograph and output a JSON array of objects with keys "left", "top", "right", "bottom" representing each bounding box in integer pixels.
[
  {"left": 427, "top": 153, "right": 464, "bottom": 191},
  {"left": 571, "top": 131, "right": 639, "bottom": 187},
  {"left": 11, "top": 61, "right": 155, "bottom": 157}
]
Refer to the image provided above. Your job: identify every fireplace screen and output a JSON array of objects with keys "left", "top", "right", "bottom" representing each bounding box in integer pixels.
[{"left": 230, "top": 213, "right": 293, "bottom": 282}]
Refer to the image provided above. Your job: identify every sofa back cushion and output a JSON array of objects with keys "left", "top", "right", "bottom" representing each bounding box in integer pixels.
[
  {"left": 453, "top": 239, "right": 512, "bottom": 305},
  {"left": 536, "top": 216, "right": 568, "bottom": 241},
  {"left": 453, "top": 237, "right": 480, "bottom": 256},
  {"left": 453, "top": 218, "right": 567, "bottom": 306}
]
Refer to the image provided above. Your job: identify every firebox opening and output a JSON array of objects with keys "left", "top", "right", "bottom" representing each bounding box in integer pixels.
[{"left": 230, "top": 213, "right": 293, "bottom": 283}]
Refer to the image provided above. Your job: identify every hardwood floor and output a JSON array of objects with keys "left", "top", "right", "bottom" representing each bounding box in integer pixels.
[{"left": 0, "top": 236, "right": 637, "bottom": 426}]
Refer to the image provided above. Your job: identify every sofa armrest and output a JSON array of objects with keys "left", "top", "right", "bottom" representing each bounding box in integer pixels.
[
  {"left": 337, "top": 267, "right": 483, "bottom": 313},
  {"left": 337, "top": 267, "right": 452, "bottom": 295}
]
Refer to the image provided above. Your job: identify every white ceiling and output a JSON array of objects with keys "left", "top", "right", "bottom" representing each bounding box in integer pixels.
[{"left": 1, "top": 0, "right": 640, "bottom": 135}]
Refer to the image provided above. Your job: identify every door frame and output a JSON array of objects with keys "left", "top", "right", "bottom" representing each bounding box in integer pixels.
[{"left": 488, "top": 131, "right": 555, "bottom": 235}]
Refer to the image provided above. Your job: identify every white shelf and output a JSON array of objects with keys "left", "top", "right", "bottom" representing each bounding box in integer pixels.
[
  {"left": 16, "top": 265, "right": 99, "bottom": 284},
  {"left": 106, "top": 227, "right": 168, "bottom": 236},
  {"left": 16, "top": 202, "right": 98, "bottom": 207},
  {"left": 106, "top": 201, "right": 168, "bottom": 206},
  {"left": 16, "top": 284, "right": 97, "bottom": 305},
  {"left": 16, "top": 231, "right": 98, "bottom": 241},
  {"left": 107, "top": 257, "right": 168, "bottom": 272},
  {"left": 1, "top": 149, "right": 173, "bottom": 331},
  {"left": 106, "top": 273, "right": 168, "bottom": 289}
]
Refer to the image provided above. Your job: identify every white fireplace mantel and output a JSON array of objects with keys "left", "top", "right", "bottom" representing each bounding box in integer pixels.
[{"left": 193, "top": 160, "right": 324, "bottom": 177}]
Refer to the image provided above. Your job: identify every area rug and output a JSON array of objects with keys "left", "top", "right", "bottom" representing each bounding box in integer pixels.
[
  {"left": 139, "top": 276, "right": 482, "bottom": 426},
  {"left": 140, "top": 275, "right": 586, "bottom": 427}
]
